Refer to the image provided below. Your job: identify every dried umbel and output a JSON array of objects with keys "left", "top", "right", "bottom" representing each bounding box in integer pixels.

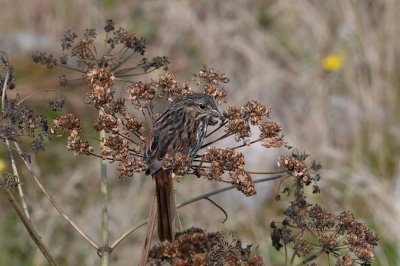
[
  {"left": 199, "top": 147, "right": 255, "bottom": 196},
  {"left": 1, "top": 99, "right": 50, "bottom": 153},
  {"left": 271, "top": 153, "right": 378, "bottom": 265},
  {"left": 34, "top": 21, "right": 287, "bottom": 196},
  {"left": 1, "top": 53, "right": 49, "bottom": 154}
]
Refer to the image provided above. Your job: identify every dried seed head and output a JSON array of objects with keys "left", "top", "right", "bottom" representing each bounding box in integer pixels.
[
  {"left": 117, "top": 157, "right": 147, "bottom": 177},
  {"left": 52, "top": 114, "right": 81, "bottom": 134},
  {"left": 85, "top": 68, "right": 116, "bottom": 108},
  {"left": 162, "top": 152, "right": 191, "bottom": 176}
]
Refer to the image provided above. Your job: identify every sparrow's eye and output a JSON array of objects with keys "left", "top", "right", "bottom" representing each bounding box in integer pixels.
[{"left": 199, "top": 103, "right": 206, "bottom": 109}]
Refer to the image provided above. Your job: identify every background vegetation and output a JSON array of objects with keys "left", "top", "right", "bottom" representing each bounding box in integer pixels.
[{"left": 0, "top": 0, "right": 398, "bottom": 265}]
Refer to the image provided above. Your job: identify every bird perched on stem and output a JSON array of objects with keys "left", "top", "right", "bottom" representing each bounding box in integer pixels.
[{"left": 145, "top": 92, "right": 223, "bottom": 242}]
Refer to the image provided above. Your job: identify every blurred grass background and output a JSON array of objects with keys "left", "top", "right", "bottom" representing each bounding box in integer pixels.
[{"left": 0, "top": 0, "right": 399, "bottom": 265}]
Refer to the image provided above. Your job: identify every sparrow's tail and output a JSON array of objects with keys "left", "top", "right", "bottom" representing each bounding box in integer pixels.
[{"left": 153, "top": 169, "right": 174, "bottom": 242}]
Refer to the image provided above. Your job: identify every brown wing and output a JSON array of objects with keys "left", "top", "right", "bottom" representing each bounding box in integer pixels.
[
  {"left": 145, "top": 106, "right": 186, "bottom": 174},
  {"left": 144, "top": 104, "right": 205, "bottom": 175}
]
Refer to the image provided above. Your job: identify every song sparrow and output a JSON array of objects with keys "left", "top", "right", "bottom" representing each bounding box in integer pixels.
[{"left": 145, "top": 92, "right": 223, "bottom": 241}]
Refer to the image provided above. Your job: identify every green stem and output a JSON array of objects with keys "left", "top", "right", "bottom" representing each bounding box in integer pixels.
[{"left": 100, "top": 122, "right": 110, "bottom": 265}]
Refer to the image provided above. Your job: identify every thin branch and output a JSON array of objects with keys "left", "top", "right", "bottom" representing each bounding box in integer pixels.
[
  {"left": 110, "top": 175, "right": 286, "bottom": 249},
  {"left": 178, "top": 175, "right": 286, "bottom": 208},
  {"left": 59, "top": 63, "right": 86, "bottom": 73},
  {"left": 115, "top": 68, "right": 158, "bottom": 79},
  {"left": 276, "top": 175, "right": 291, "bottom": 197},
  {"left": 205, "top": 197, "right": 228, "bottom": 223},
  {"left": 111, "top": 220, "right": 147, "bottom": 250},
  {"left": 139, "top": 193, "right": 157, "bottom": 266},
  {"left": 6, "top": 140, "right": 30, "bottom": 219},
  {"left": 205, "top": 120, "right": 228, "bottom": 138},
  {"left": 4, "top": 189, "right": 58, "bottom": 266},
  {"left": 88, "top": 152, "right": 106, "bottom": 159},
  {"left": 289, "top": 246, "right": 297, "bottom": 265},
  {"left": 14, "top": 142, "right": 100, "bottom": 250},
  {"left": 1, "top": 51, "right": 10, "bottom": 108},
  {"left": 247, "top": 170, "right": 287, "bottom": 175},
  {"left": 116, "top": 132, "right": 140, "bottom": 146},
  {"left": 230, "top": 138, "right": 261, "bottom": 150},
  {"left": 17, "top": 89, "right": 57, "bottom": 105},
  {"left": 296, "top": 251, "right": 323, "bottom": 266},
  {"left": 285, "top": 244, "right": 288, "bottom": 266},
  {"left": 200, "top": 132, "right": 233, "bottom": 150},
  {"left": 63, "top": 77, "right": 85, "bottom": 82},
  {"left": 110, "top": 51, "right": 136, "bottom": 72}
]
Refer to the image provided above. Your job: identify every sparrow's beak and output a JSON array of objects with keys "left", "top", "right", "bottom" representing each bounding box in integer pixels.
[{"left": 211, "top": 108, "right": 224, "bottom": 119}]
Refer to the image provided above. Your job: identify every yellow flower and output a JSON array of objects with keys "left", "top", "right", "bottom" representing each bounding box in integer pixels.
[
  {"left": 321, "top": 54, "right": 344, "bottom": 71},
  {"left": 0, "top": 160, "right": 5, "bottom": 172}
]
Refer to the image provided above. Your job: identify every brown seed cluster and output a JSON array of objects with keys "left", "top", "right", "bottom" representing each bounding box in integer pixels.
[
  {"left": 278, "top": 155, "right": 312, "bottom": 186},
  {"left": 157, "top": 73, "right": 191, "bottom": 100},
  {"left": 162, "top": 152, "right": 191, "bottom": 177},
  {"left": 242, "top": 100, "right": 270, "bottom": 125},
  {"left": 94, "top": 114, "right": 118, "bottom": 133},
  {"left": 336, "top": 256, "right": 353, "bottom": 266},
  {"left": 0, "top": 174, "right": 18, "bottom": 189},
  {"left": 294, "top": 239, "right": 311, "bottom": 257},
  {"left": 225, "top": 106, "right": 251, "bottom": 140},
  {"left": 259, "top": 121, "right": 287, "bottom": 148},
  {"left": 1, "top": 97, "right": 50, "bottom": 152},
  {"left": 148, "top": 227, "right": 263, "bottom": 265},
  {"left": 113, "top": 28, "right": 145, "bottom": 54},
  {"left": 200, "top": 147, "right": 255, "bottom": 196},
  {"left": 52, "top": 114, "right": 93, "bottom": 155},
  {"left": 223, "top": 100, "right": 286, "bottom": 147},
  {"left": 337, "top": 211, "right": 378, "bottom": 264},
  {"left": 319, "top": 233, "right": 338, "bottom": 253},
  {"left": 195, "top": 65, "right": 228, "bottom": 103},
  {"left": 308, "top": 204, "right": 336, "bottom": 230},
  {"left": 51, "top": 114, "right": 81, "bottom": 135},
  {"left": 117, "top": 157, "right": 146, "bottom": 177},
  {"left": 85, "top": 68, "right": 116, "bottom": 109},
  {"left": 122, "top": 115, "right": 143, "bottom": 135},
  {"left": 229, "top": 168, "right": 256, "bottom": 196},
  {"left": 127, "top": 81, "right": 156, "bottom": 108},
  {"left": 101, "top": 135, "right": 129, "bottom": 161},
  {"left": 1, "top": 53, "right": 50, "bottom": 155},
  {"left": 67, "top": 129, "right": 94, "bottom": 156},
  {"left": 71, "top": 30, "right": 97, "bottom": 69},
  {"left": 127, "top": 73, "right": 192, "bottom": 110}
]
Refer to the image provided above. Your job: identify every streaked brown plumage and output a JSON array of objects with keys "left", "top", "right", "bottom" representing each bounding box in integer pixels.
[{"left": 144, "top": 92, "right": 222, "bottom": 241}]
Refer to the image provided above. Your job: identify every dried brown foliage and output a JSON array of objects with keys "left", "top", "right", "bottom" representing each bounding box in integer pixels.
[
  {"left": 31, "top": 21, "right": 288, "bottom": 199},
  {"left": 271, "top": 152, "right": 378, "bottom": 265},
  {"left": 19, "top": 21, "right": 379, "bottom": 265},
  {"left": 148, "top": 227, "right": 263, "bottom": 265}
]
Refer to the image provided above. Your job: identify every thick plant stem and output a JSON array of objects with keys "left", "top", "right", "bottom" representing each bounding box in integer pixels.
[
  {"left": 100, "top": 127, "right": 110, "bottom": 266},
  {"left": 5, "top": 189, "right": 58, "bottom": 266}
]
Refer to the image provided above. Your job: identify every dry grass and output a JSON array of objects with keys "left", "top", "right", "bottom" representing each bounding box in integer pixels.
[{"left": 1, "top": 0, "right": 399, "bottom": 265}]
